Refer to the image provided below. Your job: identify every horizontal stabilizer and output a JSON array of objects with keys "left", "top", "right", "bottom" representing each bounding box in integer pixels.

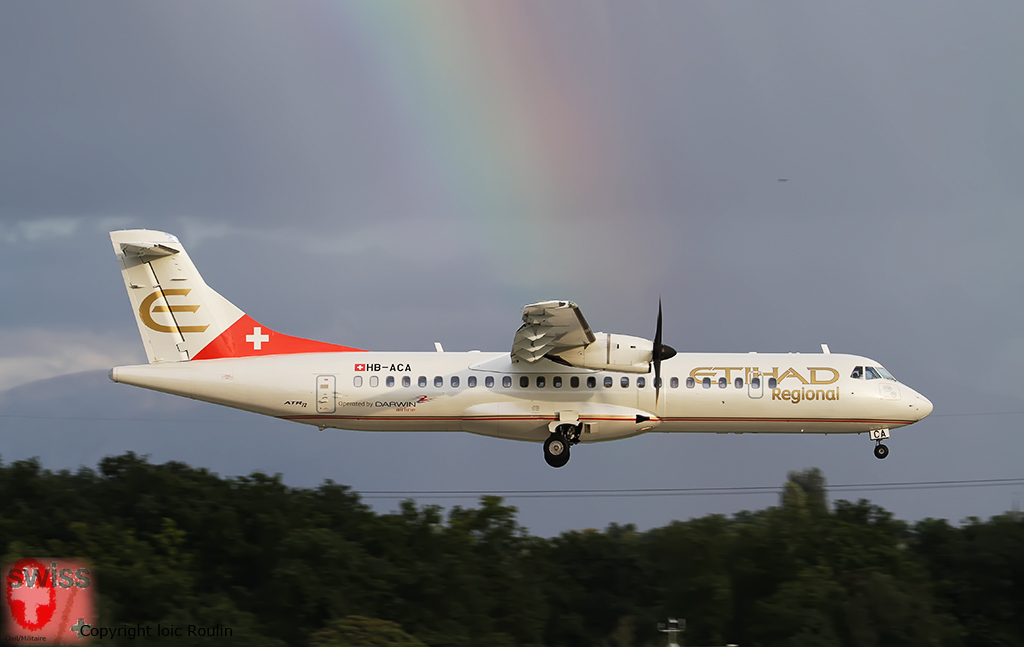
[{"left": 120, "top": 242, "right": 179, "bottom": 261}]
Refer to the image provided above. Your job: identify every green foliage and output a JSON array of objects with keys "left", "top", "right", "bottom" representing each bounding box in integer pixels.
[
  {"left": 310, "top": 615, "right": 426, "bottom": 647},
  {"left": 0, "top": 455, "right": 1020, "bottom": 647}
]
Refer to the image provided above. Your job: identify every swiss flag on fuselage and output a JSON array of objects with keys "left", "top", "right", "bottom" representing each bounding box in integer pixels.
[{"left": 191, "top": 314, "right": 363, "bottom": 360}]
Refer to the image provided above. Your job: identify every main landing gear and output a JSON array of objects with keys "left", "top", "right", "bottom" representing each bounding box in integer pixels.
[
  {"left": 869, "top": 428, "right": 891, "bottom": 460},
  {"left": 544, "top": 423, "right": 582, "bottom": 468}
]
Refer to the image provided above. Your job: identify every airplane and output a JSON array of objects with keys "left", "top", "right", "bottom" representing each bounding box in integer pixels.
[{"left": 108, "top": 229, "right": 933, "bottom": 467}]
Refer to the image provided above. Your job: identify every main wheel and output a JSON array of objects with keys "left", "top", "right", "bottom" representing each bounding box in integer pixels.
[
  {"left": 874, "top": 443, "right": 889, "bottom": 460},
  {"left": 544, "top": 434, "right": 571, "bottom": 468}
]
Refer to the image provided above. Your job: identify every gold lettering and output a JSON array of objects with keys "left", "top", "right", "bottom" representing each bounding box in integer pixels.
[
  {"left": 778, "top": 367, "right": 809, "bottom": 384},
  {"left": 718, "top": 367, "right": 744, "bottom": 382},
  {"left": 782, "top": 389, "right": 791, "bottom": 401},
  {"left": 689, "top": 366, "right": 716, "bottom": 379},
  {"left": 139, "top": 289, "right": 209, "bottom": 334},
  {"left": 772, "top": 388, "right": 781, "bottom": 400},
  {"left": 809, "top": 367, "right": 839, "bottom": 385}
]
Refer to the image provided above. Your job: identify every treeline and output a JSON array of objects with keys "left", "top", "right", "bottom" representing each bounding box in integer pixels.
[{"left": 1, "top": 453, "right": 1022, "bottom": 647}]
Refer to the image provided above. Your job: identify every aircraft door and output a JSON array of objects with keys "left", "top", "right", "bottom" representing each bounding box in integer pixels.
[{"left": 316, "top": 375, "right": 336, "bottom": 413}]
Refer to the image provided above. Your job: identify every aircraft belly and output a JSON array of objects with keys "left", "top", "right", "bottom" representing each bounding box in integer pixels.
[{"left": 462, "top": 400, "right": 659, "bottom": 443}]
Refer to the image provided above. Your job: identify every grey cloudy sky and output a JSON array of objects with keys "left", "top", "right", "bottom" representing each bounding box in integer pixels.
[{"left": 2, "top": 1, "right": 1023, "bottom": 536}]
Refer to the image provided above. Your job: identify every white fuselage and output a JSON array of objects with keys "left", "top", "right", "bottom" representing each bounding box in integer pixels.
[{"left": 110, "top": 350, "right": 933, "bottom": 443}]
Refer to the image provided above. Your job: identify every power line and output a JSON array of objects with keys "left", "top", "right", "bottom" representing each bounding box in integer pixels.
[
  {"left": 357, "top": 477, "right": 1024, "bottom": 500},
  {"left": 0, "top": 413, "right": 253, "bottom": 424},
  {"left": 931, "top": 411, "right": 1024, "bottom": 417}
]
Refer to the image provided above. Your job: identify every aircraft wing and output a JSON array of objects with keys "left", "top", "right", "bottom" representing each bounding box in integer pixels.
[{"left": 511, "top": 300, "right": 596, "bottom": 364}]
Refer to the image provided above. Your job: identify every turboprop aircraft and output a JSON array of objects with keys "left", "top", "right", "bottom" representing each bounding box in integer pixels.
[{"left": 108, "top": 230, "right": 932, "bottom": 467}]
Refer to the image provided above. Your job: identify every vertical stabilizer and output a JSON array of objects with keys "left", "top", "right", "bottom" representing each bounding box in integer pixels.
[
  {"left": 111, "top": 230, "right": 244, "bottom": 362},
  {"left": 110, "top": 230, "right": 362, "bottom": 363}
]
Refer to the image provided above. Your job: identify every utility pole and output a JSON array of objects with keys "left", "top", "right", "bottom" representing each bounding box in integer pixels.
[{"left": 657, "top": 618, "right": 685, "bottom": 647}]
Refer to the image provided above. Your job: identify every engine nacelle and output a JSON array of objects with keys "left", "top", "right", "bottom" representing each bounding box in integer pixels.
[{"left": 550, "top": 333, "right": 653, "bottom": 374}]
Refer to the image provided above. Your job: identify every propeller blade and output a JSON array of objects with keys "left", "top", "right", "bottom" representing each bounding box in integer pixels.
[
  {"left": 654, "top": 299, "right": 663, "bottom": 406},
  {"left": 653, "top": 299, "right": 678, "bottom": 407}
]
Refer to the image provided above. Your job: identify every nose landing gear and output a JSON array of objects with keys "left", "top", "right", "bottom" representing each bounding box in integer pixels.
[
  {"left": 869, "top": 428, "right": 890, "bottom": 460},
  {"left": 543, "top": 423, "right": 582, "bottom": 468}
]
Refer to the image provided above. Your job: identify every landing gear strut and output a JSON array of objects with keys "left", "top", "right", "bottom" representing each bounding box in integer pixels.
[
  {"left": 869, "top": 428, "right": 891, "bottom": 460},
  {"left": 543, "top": 423, "right": 582, "bottom": 468}
]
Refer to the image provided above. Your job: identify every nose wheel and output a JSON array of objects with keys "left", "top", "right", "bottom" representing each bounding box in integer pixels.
[
  {"left": 873, "top": 442, "right": 889, "bottom": 460},
  {"left": 869, "top": 428, "right": 891, "bottom": 459}
]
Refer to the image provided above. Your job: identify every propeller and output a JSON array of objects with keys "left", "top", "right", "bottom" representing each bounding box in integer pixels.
[{"left": 653, "top": 298, "right": 677, "bottom": 406}]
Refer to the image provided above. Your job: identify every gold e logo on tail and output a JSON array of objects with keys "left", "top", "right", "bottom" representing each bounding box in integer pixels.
[{"left": 139, "top": 289, "right": 210, "bottom": 333}]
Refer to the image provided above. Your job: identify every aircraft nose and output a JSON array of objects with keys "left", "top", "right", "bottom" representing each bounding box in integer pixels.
[{"left": 915, "top": 392, "right": 933, "bottom": 420}]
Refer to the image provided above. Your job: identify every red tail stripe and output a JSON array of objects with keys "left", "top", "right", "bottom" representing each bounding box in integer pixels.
[{"left": 191, "top": 314, "right": 363, "bottom": 360}]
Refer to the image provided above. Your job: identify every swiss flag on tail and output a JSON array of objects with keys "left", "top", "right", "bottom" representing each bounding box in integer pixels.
[{"left": 191, "top": 315, "right": 363, "bottom": 360}]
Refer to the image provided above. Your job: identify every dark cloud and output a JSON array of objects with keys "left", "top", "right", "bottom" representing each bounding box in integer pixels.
[{"left": 2, "top": 1, "right": 1022, "bottom": 531}]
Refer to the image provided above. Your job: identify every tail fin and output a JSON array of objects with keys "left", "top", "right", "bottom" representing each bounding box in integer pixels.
[{"left": 110, "top": 230, "right": 361, "bottom": 363}]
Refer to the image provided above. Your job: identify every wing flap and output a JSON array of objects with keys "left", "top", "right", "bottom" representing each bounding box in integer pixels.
[{"left": 511, "top": 301, "right": 596, "bottom": 364}]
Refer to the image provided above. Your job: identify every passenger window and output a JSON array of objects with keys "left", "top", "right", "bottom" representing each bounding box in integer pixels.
[
  {"left": 702, "top": 377, "right": 711, "bottom": 389},
  {"left": 587, "top": 376, "right": 597, "bottom": 388},
  {"left": 865, "top": 366, "right": 882, "bottom": 380},
  {"left": 751, "top": 377, "right": 761, "bottom": 389},
  {"left": 502, "top": 376, "right": 512, "bottom": 388},
  {"left": 451, "top": 376, "right": 460, "bottom": 388},
  {"left": 637, "top": 377, "right": 646, "bottom": 388},
  {"left": 734, "top": 377, "right": 743, "bottom": 389},
  {"left": 353, "top": 375, "right": 363, "bottom": 387},
  {"left": 718, "top": 377, "right": 727, "bottom": 389},
  {"left": 468, "top": 376, "right": 477, "bottom": 388},
  {"left": 621, "top": 377, "right": 630, "bottom": 388},
  {"left": 418, "top": 376, "right": 427, "bottom": 388},
  {"left": 536, "top": 376, "right": 546, "bottom": 388},
  {"left": 570, "top": 376, "right": 580, "bottom": 388},
  {"left": 485, "top": 376, "right": 494, "bottom": 388},
  {"left": 684, "top": 377, "right": 692, "bottom": 388},
  {"left": 553, "top": 376, "right": 562, "bottom": 388},
  {"left": 520, "top": 376, "right": 529, "bottom": 388},
  {"left": 434, "top": 376, "right": 443, "bottom": 388},
  {"left": 768, "top": 377, "right": 777, "bottom": 389},
  {"left": 604, "top": 376, "right": 613, "bottom": 388},
  {"left": 851, "top": 366, "right": 863, "bottom": 379},
  {"left": 402, "top": 376, "right": 410, "bottom": 388},
  {"left": 369, "top": 376, "right": 379, "bottom": 387},
  {"left": 386, "top": 376, "right": 395, "bottom": 388}
]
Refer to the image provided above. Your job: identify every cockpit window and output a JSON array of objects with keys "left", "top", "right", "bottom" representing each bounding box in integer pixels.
[
  {"left": 865, "top": 366, "right": 882, "bottom": 380},
  {"left": 851, "top": 366, "right": 863, "bottom": 379},
  {"left": 868, "top": 366, "right": 896, "bottom": 380}
]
